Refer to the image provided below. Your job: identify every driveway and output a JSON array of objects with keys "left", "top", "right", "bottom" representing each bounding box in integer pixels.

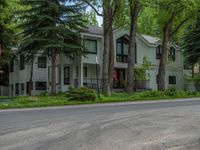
[{"left": 1, "top": 98, "right": 200, "bottom": 150}]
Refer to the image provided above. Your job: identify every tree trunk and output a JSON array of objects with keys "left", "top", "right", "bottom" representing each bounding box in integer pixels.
[
  {"left": 126, "top": 2, "right": 141, "bottom": 93},
  {"left": 28, "top": 55, "right": 34, "bottom": 96},
  {"left": 0, "top": 44, "right": 2, "bottom": 59},
  {"left": 157, "top": 13, "right": 175, "bottom": 91},
  {"left": 109, "top": 27, "right": 114, "bottom": 92},
  {"left": 51, "top": 49, "right": 56, "bottom": 95},
  {"left": 102, "top": 1, "right": 112, "bottom": 96}
]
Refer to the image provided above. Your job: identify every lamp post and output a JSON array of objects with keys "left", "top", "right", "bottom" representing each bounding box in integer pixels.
[{"left": 96, "top": 56, "right": 100, "bottom": 99}]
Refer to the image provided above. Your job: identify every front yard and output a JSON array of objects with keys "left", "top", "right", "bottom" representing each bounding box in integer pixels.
[{"left": 1, "top": 89, "right": 200, "bottom": 109}]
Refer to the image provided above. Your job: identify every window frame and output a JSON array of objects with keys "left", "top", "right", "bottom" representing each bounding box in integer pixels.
[
  {"left": 168, "top": 47, "right": 176, "bottom": 61},
  {"left": 156, "top": 45, "right": 162, "bottom": 59},
  {"left": 116, "top": 37, "right": 129, "bottom": 63},
  {"left": 84, "top": 39, "right": 97, "bottom": 54},
  {"left": 38, "top": 56, "right": 47, "bottom": 68}
]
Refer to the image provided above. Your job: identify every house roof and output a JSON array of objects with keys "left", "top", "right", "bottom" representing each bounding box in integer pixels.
[
  {"left": 84, "top": 26, "right": 179, "bottom": 49},
  {"left": 85, "top": 26, "right": 160, "bottom": 44},
  {"left": 141, "top": 34, "right": 160, "bottom": 45},
  {"left": 85, "top": 26, "right": 103, "bottom": 35}
]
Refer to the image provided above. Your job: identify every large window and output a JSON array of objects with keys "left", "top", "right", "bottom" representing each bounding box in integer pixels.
[
  {"left": 168, "top": 47, "right": 175, "bottom": 61},
  {"left": 20, "top": 55, "right": 25, "bottom": 70},
  {"left": 84, "top": 39, "right": 97, "bottom": 54},
  {"left": 116, "top": 37, "right": 129, "bottom": 63},
  {"left": 38, "top": 57, "right": 47, "bottom": 68},
  {"left": 36, "top": 82, "right": 47, "bottom": 90},
  {"left": 64, "top": 67, "right": 70, "bottom": 85},
  {"left": 156, "top": 45, "right": 162, "bottom": 59},
  {"left": 169, "top": 76, "right": 176, "bottom": 84},
  {"left": 10, "top": 60, "right": 14, "bottom": 72}
]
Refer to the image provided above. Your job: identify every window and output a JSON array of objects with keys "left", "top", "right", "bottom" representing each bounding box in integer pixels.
[
  {"left": 116, "top": 37, "right": 129, "bottom": 63},
  {"left": 20, "top": 55, "right": 25, "bottom": 70},
  {"left": 15, "top": 83, "right": 19, "bottom": 95},
  {"left": 83, "top": 67, "right": 87, "bottom": 78},
  {"left": 38, "top": 57, "right": 47, "bottom": 68},
  {"left": 156, "top": 45, "right": 162, "bottom": 59},
  {"left": 10, "top": 60, "right": 14, "bottom": 72},
  {"left": 21, "top": 83, "right": 24, "bottom": 94},
  {"left": 168, "top": 47, "right": 175, "bottom": 61},
  {"left": 36, "top": 82, "right": 47, "bottom": 90},
  {"left": 84, "top": 39, "right": 97, "bottom": 54},
  {"left": 64, "top": 67, "right": 70, "bottom": 85},
  {"left": 169, "top": 76, "right": 176, "bottom": 84}
]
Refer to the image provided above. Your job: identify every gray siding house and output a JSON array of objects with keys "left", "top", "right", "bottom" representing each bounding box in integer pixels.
[{"left": 9, "top": 26, "right": 184, "bottom": 96}]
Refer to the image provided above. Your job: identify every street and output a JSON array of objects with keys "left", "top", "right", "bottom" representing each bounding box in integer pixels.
[{"left": 1, "top": 99, "right": 200, "bottom": 150}]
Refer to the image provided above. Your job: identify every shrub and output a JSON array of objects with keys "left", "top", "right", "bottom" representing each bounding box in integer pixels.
[
  {"left": 141, "top": 90, "right": 163, "bottom": 97},
  {"left": 40, "top": 91, "right": 50, "bottom": 97},
  {"left": 164, "top": 87, "right": 178, "bottom": 96},
  {"left": 67, "top": 87, "right": 96, "bottom": 101}
]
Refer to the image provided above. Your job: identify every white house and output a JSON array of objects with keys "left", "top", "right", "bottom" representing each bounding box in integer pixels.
[{"left": 9, "top": 26, "right": 184, "bottom": 96}]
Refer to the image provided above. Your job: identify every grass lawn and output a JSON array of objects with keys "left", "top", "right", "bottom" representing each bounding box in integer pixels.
[{"left": 1, "top": 90, "right": 200, "bottom": 109}]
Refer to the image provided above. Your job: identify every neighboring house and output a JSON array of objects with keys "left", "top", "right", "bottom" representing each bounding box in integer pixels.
[{"left": 9, "top": 26, "right": 184, "bottom": 96}]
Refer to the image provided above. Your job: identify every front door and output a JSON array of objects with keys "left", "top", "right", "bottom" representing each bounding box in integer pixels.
[{"left": 113, "top": 69, "right": 126, "bottom": 89}]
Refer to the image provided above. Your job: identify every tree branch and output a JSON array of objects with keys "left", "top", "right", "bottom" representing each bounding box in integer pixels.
[
  {"left": 170, "top": 15, "right": 192, "bottom": 37},
  {"left": 83, "top": 0, "right": 103, "bottom": 17}
]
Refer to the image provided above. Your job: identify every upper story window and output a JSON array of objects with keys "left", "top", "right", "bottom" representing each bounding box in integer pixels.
[
  {"left": 116, "top": 37, "right": 129, "bottom": 63},
  {"left": 38, "top": 57, "right": 47, "bottom": 68},
  {"left": 10, "top": 60, "right": 14, "bottom": 72},
  {"left": 156, "top": 45, "right": 162, "bottom": 59},
  {"left": 20, "top": 55, "right": 25, "bottom": 70},
  {"left": 168, "top": 47, "right": 175, "bottom": 61},
  {"left": 116, "top": 36, "right": 137, "bottom": 63},
  {"left": 84, "top": 39, "right": 97, "bottom": 54}
]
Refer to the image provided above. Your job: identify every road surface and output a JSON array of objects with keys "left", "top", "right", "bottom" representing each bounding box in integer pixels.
[{"left": 1, "top": 98, "right": 200, "bottom": 150}]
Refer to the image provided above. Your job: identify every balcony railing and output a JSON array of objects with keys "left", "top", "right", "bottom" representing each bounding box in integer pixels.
[
  {"left": 74, "top": 78, "right": 102, "bottom": 89},
  {"left": 113, "top": 80, "right": 150, "bottom": 90},
  {"left": 74, "top": 78, "right": 150, "bottom": 90}
]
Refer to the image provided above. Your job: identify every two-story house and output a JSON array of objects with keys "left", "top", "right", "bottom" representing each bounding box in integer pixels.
[{"left": 9, "top": 26, "right": 184, "bottom": 96}]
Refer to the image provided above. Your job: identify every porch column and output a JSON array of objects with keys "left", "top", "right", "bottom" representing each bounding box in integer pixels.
[{"left": 78, "top": 56, "right": 83, "bottom": 87}]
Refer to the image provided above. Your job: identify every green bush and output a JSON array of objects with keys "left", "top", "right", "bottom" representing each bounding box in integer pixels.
[
  {"left": 141, "top": 90, "right": 163, "bottom": 97},
  {"left": 40, "top": 91, "right": 50, "bottom": 97},
  {"left": 164, "top": 87, "right": 178, "bottom": 96},
  {"left": 67, "top": 87, "right": 96, "bottom": 101}
]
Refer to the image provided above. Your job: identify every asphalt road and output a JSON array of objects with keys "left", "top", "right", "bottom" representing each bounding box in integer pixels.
[{"left": 1, "top": 99, "right": 200, "bottom": 150}]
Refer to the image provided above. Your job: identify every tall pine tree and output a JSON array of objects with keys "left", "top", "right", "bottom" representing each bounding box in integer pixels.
[{"left": 19, "top": 0, "right": 86, "bottom": 95}]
